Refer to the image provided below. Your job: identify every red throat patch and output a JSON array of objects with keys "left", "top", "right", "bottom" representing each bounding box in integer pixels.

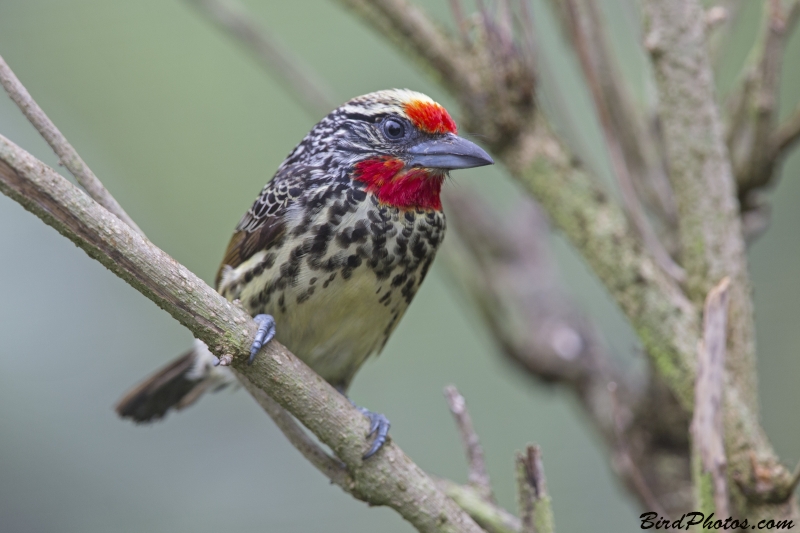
[
  {"left": 354, "top": 157, "right": 444, "bottom": 211},
  {"left": 403, "top": 100, "right": 457, "bottom": 135}
]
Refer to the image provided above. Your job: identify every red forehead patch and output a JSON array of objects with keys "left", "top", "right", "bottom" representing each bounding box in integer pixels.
[{"left": 404, "top": 100, "right": 457, "bottom": 135}]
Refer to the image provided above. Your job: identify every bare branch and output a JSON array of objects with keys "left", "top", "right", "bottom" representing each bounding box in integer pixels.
[
  {"left": 337, "top": 0, "right": 476, "bottom": 97},
  {"left": 643, "top": 0, "right": 756, "bottom": 409},
  {"left": 444, "top": 188, "right": 621, "bottom": 411},
  {"left": 445, "top": 189, "right": 690, "bottom": 515},
  {"left": 0, "top": 54, "right": 142, "bottom": 235},
  {"left": 726, "top": 0, "right": 800, "bottom": 202},
  {"left": 507, "top": 121, "right": 699, "bottom": 410},
  {"left": 774, "top": 103, "right": 800, "bottom": 156},
  {"left": 516, "top": 446, "right": 554, "bottom": 533},
  {"left": 444, "top": 385, "right": 494, "bottom": 502},
  {"left": 438, "top": 480, "right": 521, "bottom": 533},
  {"left": 691, "top": 277, "right": 732, "bottom": 518},
  {"left": 733, "top": 0, "right": 796, "bottom": 193},
  {"left": 235, "top": 371, "right": 351, "bottom": 488},
  {"left": 559, "top": 0, "right": 684, "bottom": 281},
  {"left": 185, "top": 0, "right": 337, "bottom": 118},
  {"left": 0, "top": 135, "right": 485, "bottom": 533}
]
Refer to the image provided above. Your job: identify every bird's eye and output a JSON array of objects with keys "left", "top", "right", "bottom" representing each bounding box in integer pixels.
[{"left": 382, "top": 119, "right": 406, "bottom": 140}]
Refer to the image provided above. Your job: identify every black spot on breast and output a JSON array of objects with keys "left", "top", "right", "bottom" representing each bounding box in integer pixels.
[
  {"left": 297, "top": 285, "right": 316, "bottom": 304},
  {"left": 401, "top": 276, "right": 417, "bottom": 303},
  {"left": 329, "top": 200, "right": 349, "bottom": 220},
  {"left": 309, "top": 223, "right": 334, "bottom": 255},
  {"left": 412, "top": 240, "right": 427, "bottom": 260},
  {"left": 352, "top": 221, "right": 369, "bottom": 241},
  {"left": 309, "top": 277, "right": 317, "bottom": 285},
  {"left": 419, "top": 256, "right": 435, "bottom": 283},
  {"left": 347, "top": 254, "right": 362, "bottom": 268}
]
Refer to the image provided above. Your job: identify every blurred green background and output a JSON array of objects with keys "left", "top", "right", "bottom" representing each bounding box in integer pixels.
[{"left": 0, "top": 1, "right": 798, "bottom": 532}]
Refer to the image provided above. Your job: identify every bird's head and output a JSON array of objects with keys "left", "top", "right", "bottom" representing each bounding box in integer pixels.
[{"left": 283, "top": 89, "right": 494, "bottom": 210}]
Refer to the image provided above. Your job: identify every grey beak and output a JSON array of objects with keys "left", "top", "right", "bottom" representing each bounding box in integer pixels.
[{"left": 408, "top": 134, "right": 494, "bottom": 170}]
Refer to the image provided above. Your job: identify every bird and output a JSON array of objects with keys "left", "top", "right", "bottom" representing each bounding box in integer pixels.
[{"left": 115, "top": 89, "right": 493, "bottom": 458}]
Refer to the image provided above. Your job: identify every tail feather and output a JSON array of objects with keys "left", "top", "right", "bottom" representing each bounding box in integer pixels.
[{"left": 115, "top": 340, "right": 233, "bottom": 423}]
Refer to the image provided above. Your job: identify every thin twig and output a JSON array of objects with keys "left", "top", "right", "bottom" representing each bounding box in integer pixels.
[
  {"left": 186, "top": 0, "right": 337, "bottom": 118},
  {"left": 337, "top": 0, "right": 476, "bottom": 97},
  {"left": 516, "top": 445, "right": 554, "bottom": 533},
  {"left": 691, "top": 277, "right": 732, "bottom": 518},
  {"left": 729, "top": 0, "right": 800, "bottom": 195},
  {"left": 562, "top": 0, "right": 684, "bottom": 282},
  {"left": 737, "top": 0, "right": 787, "bottom": 191},
  {"left": 0, "top": 54, "right": 143, "bottom": 235},
  {"left": 0, "top": 134, "right": 485, "bottom": 533},
  {"left": 444, "top": 385, "right": 494, "bottom": 502}
]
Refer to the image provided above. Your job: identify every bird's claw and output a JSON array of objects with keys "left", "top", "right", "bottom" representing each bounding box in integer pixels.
[
  {"left": 249, "top": 314, "right": 276, "bottom": 365},
  {"left": 358, "top": 407, "right": 391, "bottom": 459}
]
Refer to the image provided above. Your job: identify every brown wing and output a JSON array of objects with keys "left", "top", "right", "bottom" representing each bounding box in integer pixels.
[
  {"left": 214, "top": 221, "right": 286, "bottom": 288},
  {"left": 214, "top": 172, "right": 304, "bottom": 288}
]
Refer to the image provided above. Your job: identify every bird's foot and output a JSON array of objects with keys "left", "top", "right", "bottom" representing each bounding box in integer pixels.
[
  {"left": 248, "top": 314, "right": 276, "bottom": 365},
  {"left": 357, "top": 406, "right": 391, "bottom": 459},
  {"left": 333, "top": 387, "right": 391, "bottom": 460}
]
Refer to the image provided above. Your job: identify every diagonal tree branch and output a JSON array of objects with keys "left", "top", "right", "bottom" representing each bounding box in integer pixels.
[
  {"left": 643, "top": 0, "right": 757, "bottom": 412},
  {"left": 185, "top": 0, "right": 337, "bottom": 118},
  {"left": 0, "top": 134, "right": 486, "bottom": 533},
  {"left": 0, "top": 54, "right": 143, "bottom": 235}
]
